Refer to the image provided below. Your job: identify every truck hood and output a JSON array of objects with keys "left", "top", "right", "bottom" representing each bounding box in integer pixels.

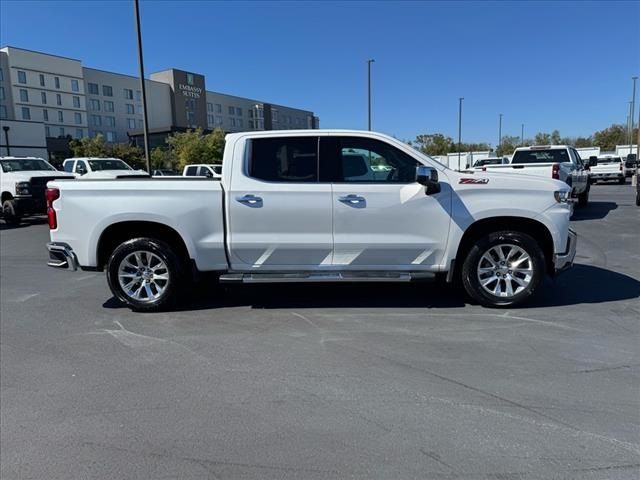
[
  {"left": 450, "top": 169, "right": 569, "bottom": 192},
  {"left": 4, "top": 171, "right": 75, "bottom": 182},
  {"left": 78, "top": 170, "right": 148, "bottom": 179}
]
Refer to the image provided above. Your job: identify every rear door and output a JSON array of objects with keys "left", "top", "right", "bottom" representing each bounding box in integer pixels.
[
  {"left": 227, "top": 135, "right": 333, "bottom": 270},
  {"left": 569, "top": 148, "right": 588, "bottom": 191},
  {"left": 326, "top": 136, "right": 452, "bottom": 270}
]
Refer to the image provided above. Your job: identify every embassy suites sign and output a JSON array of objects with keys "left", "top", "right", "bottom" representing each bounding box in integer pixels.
[{"left": 179, "top": 84, "right": 203, "bottom": 99}]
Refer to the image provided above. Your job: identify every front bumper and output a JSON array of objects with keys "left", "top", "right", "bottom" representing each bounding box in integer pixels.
[
  {"left": 553, "top": 228, "right": 577, "bottom": 273},
  {"left": 14, "top": 196, "right": 46, "bottom": 215},
  {"left": 47, "top": 242, "right": 78, "bottom": 271},
  {"left": 590, "top": 173, "right": 623, "bottom": 180}
]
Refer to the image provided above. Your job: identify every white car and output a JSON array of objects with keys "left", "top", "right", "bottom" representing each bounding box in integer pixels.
[
  {"left": 590, "top": 155, "right": 625, "bottom": 184},
  {"left": 481, "top": 146, "right": 590, "bottom": 206},
  {"left": 62, "top": 157, "right": 148, "bottom": 179},
  {"left": 183, "top": 164, "right": 222, "bottom": 179},
  {"left": 46, "top": 129, "right": 576, "bottom": 311},
  {"left": 0, "top": 156, "right": 75, "bottom": 225}
]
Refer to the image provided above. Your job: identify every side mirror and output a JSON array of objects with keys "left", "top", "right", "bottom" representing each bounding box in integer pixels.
[
  {"left": 204, "top": 170, "right": 214, "bottom": 178},
  {"left": 588, "top": 157, "right": 598, "bottom": 167},
  {"left": 77, "top": 167, "right": 87, "bottom": 175},
  {"left": 416, "top": 165, "right": 441, "bottom": 195}
]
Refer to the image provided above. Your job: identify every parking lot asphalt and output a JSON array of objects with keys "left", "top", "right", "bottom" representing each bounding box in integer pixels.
[{"left": 1, "top": 183, "right": 639, "bottom": 480}]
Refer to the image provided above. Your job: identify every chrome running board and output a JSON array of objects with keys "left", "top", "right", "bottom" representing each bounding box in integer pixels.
[{"left": 219, "top": 271, "right": 435, "bottom": 284}]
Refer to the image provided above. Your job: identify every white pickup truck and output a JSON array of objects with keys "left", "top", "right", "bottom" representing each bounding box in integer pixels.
[
  {"left": 589, "top": 155, "right": 625, "bottom": 184},
  {"left": 62, "top": 157, "right": 148, "bottom": 179},
  {"left": 1, "top": 156, "right": 75, "bottom": 225},
  {"left": 482, "top": 146, "right": 591, "bottom": 206},
  {"left": 45, "top": 130, "right": 576, "bottom": 311}
]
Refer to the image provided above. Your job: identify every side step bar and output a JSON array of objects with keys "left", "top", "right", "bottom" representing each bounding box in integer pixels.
[{"left": 219, "top": 272, "right": 435, "bottom": 284}]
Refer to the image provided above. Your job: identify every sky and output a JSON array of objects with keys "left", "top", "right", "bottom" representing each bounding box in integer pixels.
[{"left": 1, "top": 0, "right": 639, "bottom": 146}]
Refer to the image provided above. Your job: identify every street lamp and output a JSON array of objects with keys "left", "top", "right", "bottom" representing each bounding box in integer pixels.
[
  {"left": 2, "top": 126, "right": 10, "bottom": 156},
  {"left": 498, "top": 113, "right": 503, "bottom": 153},
  {"left": 521, "top": 123, "right": 525, "bottom": 146},
  {"left": 133, "top": 0, "right": 151, "bottom": 173},
  {"left": 367, "top": 59, "right": 375, "bottom": 131},
  {"left": 457, "top": 97, "right": 464, "bottom": 170},
  {"left": 630, "top": 77, "right": 638, "bottom": 148}
]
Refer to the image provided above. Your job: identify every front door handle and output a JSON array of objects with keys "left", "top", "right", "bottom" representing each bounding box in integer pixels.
[
  {"left": 338, "top": 194, "right": 366, "bottom": 205},
  {"left": 236, "top": 194, "right": 263, "bottom": 206}
]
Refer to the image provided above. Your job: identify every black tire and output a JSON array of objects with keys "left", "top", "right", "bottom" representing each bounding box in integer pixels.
[
  {"left": 618, "top": 177, "right": 626, "bottom": 185},
  {"left": 461, "top": 231, "right": 545, "bottom": 308},
  {"left": 636, "top": 190, "right": 640, "bottom": 207},
  {"left": 106, "top": 237, "right": 186, "bottom": 312},
  {"left": 2, "top": 199, "right": 21, "bottom": 225},
  {"left": 577, "top": 185, "right": 589, "bottom": 207}
]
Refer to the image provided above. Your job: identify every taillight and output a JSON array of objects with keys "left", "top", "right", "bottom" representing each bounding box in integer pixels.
[
  {"left": 552, "top": 163, "right": 560, "bottom": 180},
  {"left": 45, "top": 187, "right": 60, "bottom": 229}
]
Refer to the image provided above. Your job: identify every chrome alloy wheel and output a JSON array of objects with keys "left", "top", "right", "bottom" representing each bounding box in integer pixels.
[
  {"left": 117, "top": 251, "right": 170, "bottom": 302},
  {"left": 476, "top": 244, "right": 533, "bottom": 298}
]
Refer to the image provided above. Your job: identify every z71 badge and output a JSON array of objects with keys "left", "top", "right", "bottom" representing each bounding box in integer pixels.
[{"left": 459, "top": 178, "right": 490, "bottom": 184}]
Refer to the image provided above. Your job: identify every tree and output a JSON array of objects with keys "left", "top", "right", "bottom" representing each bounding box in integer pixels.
[
  {"left": 150, "top": 147, "right": 178, "bottom": 171},
  {"left": 574, "top": 136, "right": 593, "bottom": 148},
  {"left": 412, "top": 133, "right": 454, "bottom": 156},
  {"left": 109, "top": 143, "right": 145, "bottom": 170},
  {"left": 593, "top": 124, "right": 636, "bottom": 151},
  {"left": 496, "top": 135, "right": 520, "bottom": 156},
  {"left": 166, "top": 128, "right": 226, "bottom": 169},
  {"left": 550, "top": 130, "right": 562, "bottom": 145},
  {"left": 68, "top": 134, "right": 145, "bottom": 169},
  {"left": 534, "top": 132, "right": 551, "bottom": 145}
]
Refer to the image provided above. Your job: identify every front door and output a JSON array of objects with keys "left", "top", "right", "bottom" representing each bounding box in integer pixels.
[
  {"left": 228, "top": 135, "right": 333, "bottom": 270},
  {"left": 328, "top": 136, "right": 452, "bottom": 270}
]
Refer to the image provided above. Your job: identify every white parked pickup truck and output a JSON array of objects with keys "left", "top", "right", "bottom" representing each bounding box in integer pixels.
[
  {"left": 183, "top": 164, "right": 222, "bottom": 179},
  {"left": 62, "top": 157, "right": 148, "bottom": 179},
  {"left": 1, "top": 156, "right": 75, "bottom": 225},
  {"left": 482, "top": 146, "right": 590, "bottom": 207},
  {"left": 590, "top": 155, "right": 625, "bottom": 184},
  {"left": 45, "top": 130, "right": 577, "bottom": 310}
]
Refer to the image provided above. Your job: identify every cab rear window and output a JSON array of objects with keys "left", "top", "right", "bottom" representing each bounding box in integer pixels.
[{"left": 512, "top": 150, "right": 570, "bottom": 164}]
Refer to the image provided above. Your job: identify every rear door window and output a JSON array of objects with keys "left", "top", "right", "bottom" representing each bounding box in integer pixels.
[
  {"left": 184, "top": 166, "right": 198, "bottom": 176},
  {"left": 63, "top": 161, "right": 74, "bottom": 172},
  {"left": 249, "top": 137, "right": 318, "bottom": 183}
]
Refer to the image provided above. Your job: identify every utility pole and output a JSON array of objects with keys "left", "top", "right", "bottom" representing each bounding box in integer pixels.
[
  {"left": 367, "top": 59, "right": 375, "bottom": 131},
  {"left": 498, "top": 113, "right": 503, "bottom": 153},
  {"left": 631, "top": 77, "right": 638, "bottom": 152},
  {"left": 521, "top": 123, "right": 525, "bottom": 146},
  {"left": 629, "top": 101, "right": 633, "bottom": 148},
  {"left": 134, "top": 0, "right": 151, "bottom": 173},
  {"left": 2, "top": 126, "right": 9, "bottom": 156},
  {"left": 458, "top": 97, "right": 464, "bottom": 170}
]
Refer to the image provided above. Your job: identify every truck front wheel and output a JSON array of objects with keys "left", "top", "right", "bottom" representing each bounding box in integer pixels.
[
  {"left": 2, "top": 199, "right": 21, "bottom": 226},
  {"left": 106, "top": 237, "right": 186, "bottom": 312},
  {"left": 461, "top": 231, "right": 545, "bottom": 308},
  {"left": 577, "top": 185, "right": 590, "bottom": 207}
]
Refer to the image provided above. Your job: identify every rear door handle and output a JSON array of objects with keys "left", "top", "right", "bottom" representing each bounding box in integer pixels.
[
  {"left": 236, "top": 194, "right": 263, "bottom": 206},
  {"left": 338, "top": 194, "right": 366, "bottom": 205}
]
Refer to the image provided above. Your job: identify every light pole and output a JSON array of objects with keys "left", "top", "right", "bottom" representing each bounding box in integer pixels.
[
  {"left": 134, "top": 0, "right": 151, "bottom": 173},
  {"left": 521, "top": 123, "right": 525, "bottom": 146},
  {"left": 630, "top": 77, "right": 638, "bottom": 150},
  {"left": 629, "top": 101, "right": 633, "bottom": 148},
  {"left": 498, "top": 113, "right": 503, "bottom": 153},
  {"left": 458, "top": 97, "right": 464, "bottom": 170},
  {"left": 2, "top": 126, "right": 10, "bottom": 156},
  {"left": 367, "top": 59, "right": 375, "bottom": 131}
]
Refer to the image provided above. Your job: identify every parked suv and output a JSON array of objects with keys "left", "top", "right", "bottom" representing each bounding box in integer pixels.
[{"left": 1, "top": 156, "right": 74, "bottom": 225}]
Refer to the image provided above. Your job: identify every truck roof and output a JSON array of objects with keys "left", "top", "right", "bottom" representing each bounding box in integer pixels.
[
  {"left": 63, "top": 157, "right": 123, "bottom": 162},
  {"left": 0, "top": 156, "right": 46, "bottom": 161},
  {"left": 514, "top": 145, "right": 571, "bottom": 151}
]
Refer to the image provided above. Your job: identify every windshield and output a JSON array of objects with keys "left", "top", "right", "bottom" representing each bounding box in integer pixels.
[
  {"left": 87, "top": 159, "right": 132, "bottom": 171},
  {"left": 597, "top": 157, "right": 621, "bottom": 164},
  {"left": 212, "top": 166, "right": 222, "bottom": 174},
  {"left": 511, "top": 149, "right": 570, "bottom": 164},
  {"left": 474, "top": 158, "right": 503, "bottom": 167},
  {"left": 0, "top": 158, "right": 57, "bottom": 172}
]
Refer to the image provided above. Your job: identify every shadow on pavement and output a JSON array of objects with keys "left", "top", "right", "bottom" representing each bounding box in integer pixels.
[
  {"left": 0, "top": 217, "right": 47, "bottom": 231},
  {"left": 571, "top": 201, "right": 617, "bottom": 221},
  {"left": 103, "top": 264, "right": 640, "bottom": 312}
]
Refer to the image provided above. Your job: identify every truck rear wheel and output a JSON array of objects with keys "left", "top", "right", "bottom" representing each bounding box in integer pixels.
[
  {"left": 577, "top": 185, "right": 589, "bottom": 207},
  {"left": 461, "top": 231, "right": 545, "bottom": 308},
  {"left": 2, "top": 199, "right": 21, "bottom": 226},
  {"left": 106, "top": 237, "right": 186, "bottom": 312}
]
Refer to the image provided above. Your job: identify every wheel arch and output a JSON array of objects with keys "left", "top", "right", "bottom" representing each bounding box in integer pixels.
[{"left": 1, "top": 191, "right": 14, "bottom": 203}]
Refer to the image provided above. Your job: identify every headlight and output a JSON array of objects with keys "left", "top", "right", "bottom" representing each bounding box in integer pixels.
[
  {"left": 15, "top": 182, "right": 31, "bottom": 196},
  {"left": 554, "top": 190, "right": 570, "bottom": 203}
]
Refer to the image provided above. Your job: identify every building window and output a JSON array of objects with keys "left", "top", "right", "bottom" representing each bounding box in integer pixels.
[
  {"left": 102, "top": 85, "right": 113, "bottom": 97},
  {"left": 228, "top": 106, "right": 234, "bottom": 115},
  {"left": 74, "top": 112, "right": 82, "bottom": 124},
  {"left": 272, "top": 110, "right": 278, "bottom": 122},
  {"left": 54, "top": 77, "right": 60, "bottom": 89},
  {"left": 44, "top": 125, "right": 50, "bottom": 137},
  {"left": 21, "top": 107, "right": 30, "bottom": 120},
  {"left": 215, "top": 104, "right": 222, "bottom": 113},
  {"left": 237, "top": 119, "right": 243, "bottom": 128},
  {"left": 56, "top": 94, "right": 62, "bottom": 106},
  {"left": 73, "top": 96, "right": 81, "bottom": 108},
  {"left": 0, "top": 86, "right": 4, "bottom": 100},
  {"left": 90, "top": 99, "right": 100, "bottom": 111},
  {"left": 0, "top": 68, "right": 3, "bottom": 81},
  {"left": 88, "top": 83, "right": 99, "bottom": 95},
  {"left": 215, "top": 116, "right": 222, "bottom": 126},
  {"left": 43, "top": 109, "right": 49, "bottom": 121},
  {"left": 59, "top": 127, "right": 65, "bottom": 137},
  {"left": 0, "top": 105, "right": 7, "bottom": 118},
  {"left": 137, "top": 119, "right": 143, "bottom": 128},
  {"left": 106, "top": 131, "right": 115, "bottom": 142},
  {"left": 236, "top": 107, "right": 242, "bottom": 116},
  {"left": 124, "top": 88, "right": 133, "bottom": 100},
  {"left": 127, "top": 118, "right": 136, "bottom": 129},
  {"left": 39, "top": 74, "right": 45, "bottom": 87},
  {"left": 18, "top": 70, "right": 27, "bottom": 83},
  {"left": 91, "top": 115, "right": 101, "bottom": 126},
  {"left": 229, "top": 118, "right": 236, "bottom": 127},
  {"left": 136, "top": 90, "right": 141, "bottom": 101},
  {"left": 248, "top": 109, "right": 253, "bottom": 118},
  {"left": 207, "top": 102, "right": 213, "bottom": 112},
  {"left": 58, "top": 110, "right": 64, "bottom": 122},
  {"left": 41, "top": 91, "right": 47, "bottom": 104},
  {"left": 207, "top": 114, "right": 214, "bottom": 125},
  {"left": 20, "top": 89, "right": 29, "bottom": 102},
  {"left": 71, "top": 79, "right": 79, "bottom": 92},
  {"left": 104, "top": 100, "right": 114, "bottom": 112},
  {"left": 125, "top": 103, "right": 134, "bottom": 114},
  {"left": 249, "top": 120, "right": 254, "bottom": 129},
  {"left": 105, "top": 116, "right": 115, "bottom": 127},
  {"left": 75, "top": 128, "right": 83, "bottom": 138}
]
